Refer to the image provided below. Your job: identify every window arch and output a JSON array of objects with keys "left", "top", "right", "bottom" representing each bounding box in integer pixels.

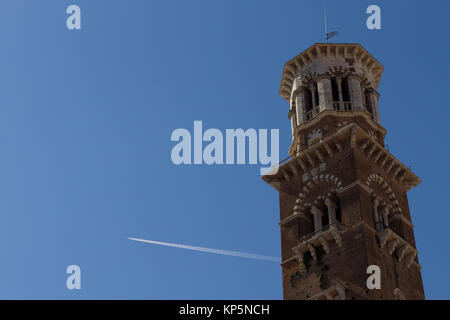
[
  {"left": 331, "top": 78, "right": 339, "bottom": 101},
  {"left": 341, "top": 78, "right": 350, "bottom": 103}
]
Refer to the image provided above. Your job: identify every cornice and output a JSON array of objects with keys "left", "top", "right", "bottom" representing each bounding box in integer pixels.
[{"left": 280, "top": 43, "right": 384, "bottom": 101}]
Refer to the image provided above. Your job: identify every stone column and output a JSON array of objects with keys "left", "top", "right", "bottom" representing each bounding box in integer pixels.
[
  {"left": 289, "top": 109, "right": 295, "bottom": 135},
  {"left": 311, "top": 206, "right": 323, "bottom": 232},
  {"left": 325, "top": 198, "right": 337, "bottom": 225},
  {"left": 372, "top": 198, "right": 381, "bottom": 231},
  {"left": 349, "top": 76, "right": 364, "bottom": 110},
  {"left": 371, "top": 91, "right": 381, "bottom": 123},
  {"left": 317, "top": 77, "right": 333, "bottom": 111},
  {"left": 383, "top": 206, "right": 390, "bottom": 228},
  {"left": 336, "top": 77, "right": 343, "bottom": 109},
  {"left": 295, "top": 90, "right": 306, "bottom": 124}
]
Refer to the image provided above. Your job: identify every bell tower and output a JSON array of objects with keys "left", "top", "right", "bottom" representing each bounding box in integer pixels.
[{"left": 263, "top": 43, "right": 425, "bottom": 300}]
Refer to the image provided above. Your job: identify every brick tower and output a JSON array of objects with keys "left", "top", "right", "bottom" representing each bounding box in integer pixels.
[{"left": 262, "top": 43, "right": 425, "bottom": 300}]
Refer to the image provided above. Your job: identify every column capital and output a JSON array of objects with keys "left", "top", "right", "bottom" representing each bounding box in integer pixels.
[
  {"left": 325, "top": 198, "right": 337, "bottom": 225},
  {"left": 347, "top": 74, "right": 361, "bottom": 80},
  {"left": 325, "top": 198, "right": 337, "bottom": 209},
  {"left": 311, "top": 206, "right": 323, "bottom": 217},
  {"left": 295, "top": 88, "right": 306, "bottom": 95},
  {"left": 292, "top": 87, "right": 307, "bottom": 96},
  {"left": 316, "top": 74, "right": 330, "bottom": 81},
  {"left": 373, "top": 198, "right": 379, "bottom": 208}
]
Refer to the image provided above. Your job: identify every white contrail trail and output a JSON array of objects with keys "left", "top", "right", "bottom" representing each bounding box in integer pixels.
[{"left": 127, "top": 237, "right": 280, "bottom": 262}]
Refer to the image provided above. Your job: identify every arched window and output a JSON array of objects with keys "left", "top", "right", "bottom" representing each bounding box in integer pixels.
[
  {"left": 331, "top": 77, "right": 352, "bottom": 111},
  {"left": 335, "top": 200, "right": 342, "bottom": 222},
  {"left": 341, "top": 78, "right": 350, "bottom": 102},
  {"left": 321, "top": 203, "right": 329, "bottom": 229},
  {"left": 303, "top": 82, "right": 319, "bottom": 120},
  {"left": 314, "top": 86, "right": 319, "bottom": 107},
  {"left": 331, "top": 78, "right": 339, "bottom": 102}
]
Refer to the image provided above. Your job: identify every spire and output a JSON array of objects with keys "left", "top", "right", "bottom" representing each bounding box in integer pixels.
[{"left": 324, "top": 8, "right": 338, "bottom": 43}]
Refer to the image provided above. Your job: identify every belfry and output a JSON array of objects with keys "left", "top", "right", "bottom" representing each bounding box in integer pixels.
[{"left": 263, "top": 43, "right": 424, "bottom": 300}]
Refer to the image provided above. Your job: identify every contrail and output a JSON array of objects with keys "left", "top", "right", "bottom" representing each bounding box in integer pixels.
[{"left": 127, "top": 237, "right": 280, "bottom": 262}]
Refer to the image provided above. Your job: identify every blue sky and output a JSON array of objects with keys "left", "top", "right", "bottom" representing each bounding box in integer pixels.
[{"left": 0, "top": 0, "right": 448, "bottom": 299}]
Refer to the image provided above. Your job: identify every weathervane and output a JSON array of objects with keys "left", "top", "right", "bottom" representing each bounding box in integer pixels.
[{"left": 324, "top": 9, "right": 338, "bottom": 43}]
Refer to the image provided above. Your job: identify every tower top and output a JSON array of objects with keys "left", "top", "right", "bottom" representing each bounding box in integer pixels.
[{"left": 279, "top": 43, "right": 383, "bottom": 101}]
